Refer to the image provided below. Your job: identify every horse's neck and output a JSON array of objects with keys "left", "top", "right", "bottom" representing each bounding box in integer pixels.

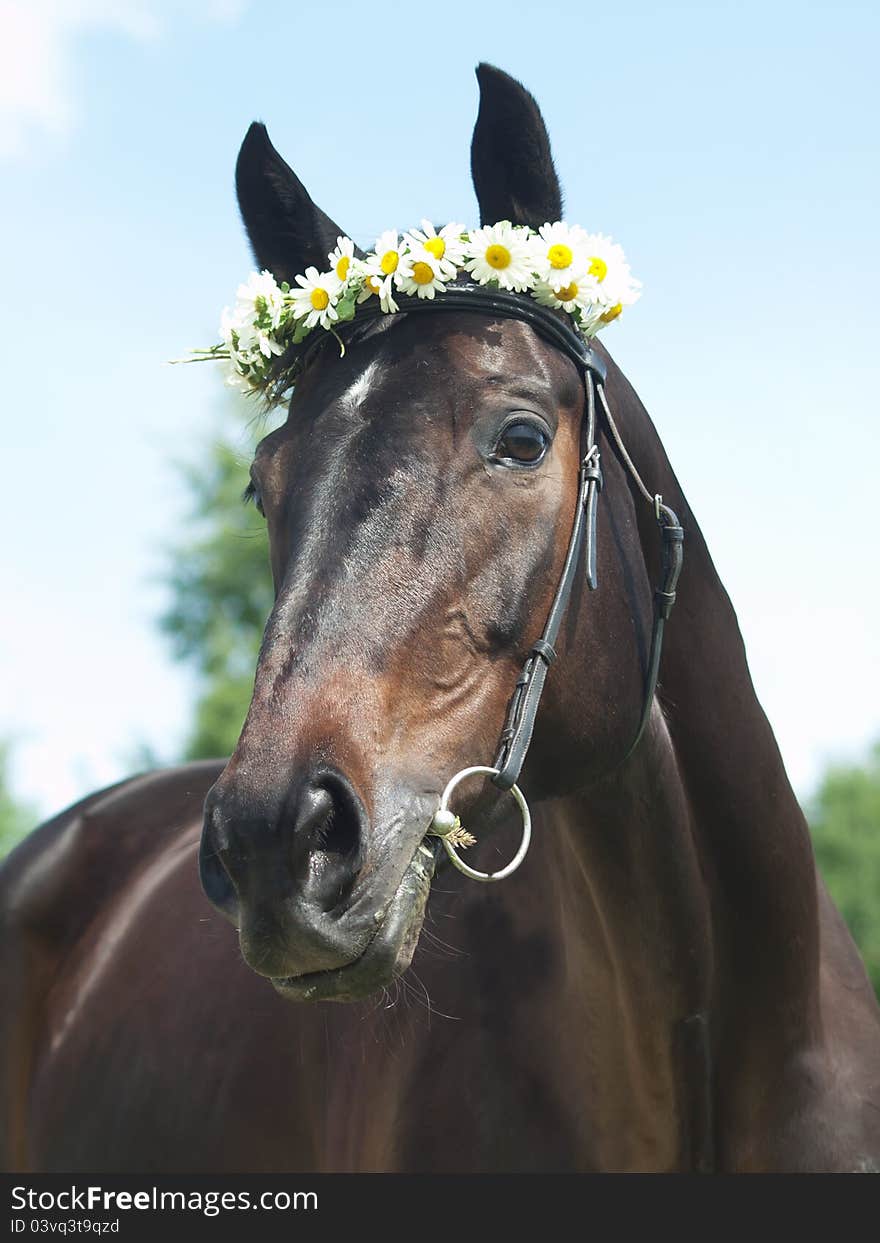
[
  {"left": 604, "top": 361, "right": 822, "bottom": 1038},
  {"left": 545, "top": 357, "right": 825, "bottom": 1158}
]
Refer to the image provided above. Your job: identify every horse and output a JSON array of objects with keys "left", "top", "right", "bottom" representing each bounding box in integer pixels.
[{"left": 2, "top": 63, "right": 879, "bottom": 1174}]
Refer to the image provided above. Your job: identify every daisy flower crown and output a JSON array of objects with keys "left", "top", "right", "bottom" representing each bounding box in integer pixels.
[{"left": 187, "top": 220, "right": 641, "bottom": 406}]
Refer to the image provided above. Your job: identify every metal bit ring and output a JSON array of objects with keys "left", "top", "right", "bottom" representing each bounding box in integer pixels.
[{"left": 428, "top": 765, "right": 531, "bottom": 883}]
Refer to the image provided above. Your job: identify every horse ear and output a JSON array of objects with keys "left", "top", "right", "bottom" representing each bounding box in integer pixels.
[
  {"left": 470, "top": 64, "right": 563, "bottom": 227},
  {"left": 235, "top": 122, "right": 354, "bottom": 283}
]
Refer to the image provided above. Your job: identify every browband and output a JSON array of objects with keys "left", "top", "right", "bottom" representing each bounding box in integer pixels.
[{"left": 349, "top": 282, "right": 608, "bottom": 382}]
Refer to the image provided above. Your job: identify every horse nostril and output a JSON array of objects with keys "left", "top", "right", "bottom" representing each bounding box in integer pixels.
[
  {"left": 297, "top": 783, "right": 360, "bottom": 858},
  {"left": 295, "top": 785, "right": 335, "bottom": 849},
  {"left": 199, "top": 833, "right": 239, "bottom": 918},
  {"left": 199, "top": 801, "right": 240, "bottom": 918},
  {"left": 292, "top": 775, "right": 365, "bottom": 911}
]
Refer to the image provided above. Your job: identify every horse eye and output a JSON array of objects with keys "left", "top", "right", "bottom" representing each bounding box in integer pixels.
[
  {"left": 243, "top": 481, "right": 265, "bottom": 516},
  {"left": 495, "top": 422, "right": 549, "bottom": 465}
]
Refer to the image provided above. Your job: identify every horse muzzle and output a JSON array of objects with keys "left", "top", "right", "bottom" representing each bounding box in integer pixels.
[{"left": 199, "top": 765, "right": 437, "bottom": 1000}]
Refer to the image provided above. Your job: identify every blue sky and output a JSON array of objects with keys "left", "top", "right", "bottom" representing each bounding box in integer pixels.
[{"left": 1, "top": 0, "right": 878, "bottom": 817}]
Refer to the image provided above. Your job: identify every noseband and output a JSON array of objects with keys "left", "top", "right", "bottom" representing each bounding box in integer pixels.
[{"left": 360, "top": 285, "right": 683, "bottom": 880}]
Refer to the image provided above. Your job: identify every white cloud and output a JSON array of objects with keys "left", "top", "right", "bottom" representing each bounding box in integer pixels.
[{"left": 0, "top": 1, "right": 244, "bottom": 159}]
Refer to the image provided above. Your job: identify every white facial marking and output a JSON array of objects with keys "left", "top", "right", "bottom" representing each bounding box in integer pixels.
[{"left": 341, "top": 361, "right": 379, "bottom": 414}]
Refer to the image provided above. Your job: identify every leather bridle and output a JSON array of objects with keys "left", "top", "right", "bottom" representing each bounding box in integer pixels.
[
  {"left": 352, "top": 285, "right": 686, "bottom": 780},
  {"left": 350, "top": 285, "right": 684, "bottom": 869}
]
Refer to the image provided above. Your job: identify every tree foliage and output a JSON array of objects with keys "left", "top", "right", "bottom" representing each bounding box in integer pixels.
[
  {"left": 808, "top": 742, "right": 880, "bottom": 998},
  {"left": 159, "top": 424, "right": 274, "bottom": 760},
  {"left": 0, "top": 742, "right": 37, "bottom": 859}
]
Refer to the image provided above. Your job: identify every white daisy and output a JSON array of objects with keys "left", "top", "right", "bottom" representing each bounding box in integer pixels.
[
  {"left": 531, "top": 275, "right": 601, "bottom": 316},
  {"left": 579, "top": 233, "right": 641, "bottom": 308},
  {"left": 290, "top": 266, "right": 343, "bottom": 329},
  {"left": 366, "top": 229, "right": 408, "bottom": 281},
  {"left": 219, "top": 268, "right": 289, "bottom": 381},
  {"left": 355, "top": 270, "right": 398, "bottom": 313},
  {"left": 236, "top": 269, "right": 286, "bottom": 328},
  {"left": 396, "top": 248, "right": 448, "bottom": 300},
  {"left": 464, "top": 221, "right": 536, "bottom": 291},
  {"left": 363, "top": 230, "right": 411, "bottom": 312},
  {"left": 354, "top": 270, "right": 398, "bottom": 313},
  {"left": 355, "top": 266, "right": 380, "bottom": 302},
  {"left": 257, "top": 331, "right": 284, "bottom": 359},
  {"left": 403, "top": 220, "right": 466, "bottom": 277},
  {"left": 577, "top": 303, "right": 613, "bottom": 338},
  {"left": 220, "top": 315, "right": 260, "bottom": 377},
  {"left": 588, "top": 300, "right": 630, "bottom": 334},
  {"left": 328, "top": 236, "right": 356, "bottom": 285},
  {"left": 531, "top": 222, "right": 590, "bottom": 291}
]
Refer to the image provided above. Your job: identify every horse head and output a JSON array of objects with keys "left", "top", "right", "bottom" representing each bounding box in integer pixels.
[{"left": 200, "top": 65, "right": 658, "bottom": 1001}]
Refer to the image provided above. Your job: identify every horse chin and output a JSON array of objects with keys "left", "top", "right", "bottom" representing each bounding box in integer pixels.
[{"left": 269, "top": 836, "right": 436, "bottom": 1003}]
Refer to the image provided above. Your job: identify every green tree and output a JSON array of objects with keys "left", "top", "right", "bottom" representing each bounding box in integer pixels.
[
  {"left": 808, "top": 741, "right": 880, "bottom": 999},
  {"left": 160, "top": 422, "right": 274, "bottom": 759},
  {"left": 0, "top": 742, "right": 37, "bottom": 859}
]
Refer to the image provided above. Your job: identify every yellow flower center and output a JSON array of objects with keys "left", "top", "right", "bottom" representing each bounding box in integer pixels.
[
  {"left": 380, "top": 250, "right": 399, "bottom": 275},
  {"left": 588, "top": 256, "right": 608, "bottom": 281},
  {"left": 548, "top": 243, "right": 573, "bottom": 270},
  {"left": 335, "top": 255, "right": 350, "bottom": 280},
  {"left": 555, "top": 282, "right": 578, "bottom": 302},
  {"left": 310, "top": 287, "right": 330, "bottom": 311},
  {"left": 424, "top": 236, "right": 446, "bottom": 259},
  {"left": 600, "top": 302, "right": 622, "bottom": 323},
  {"left": 365, "top": 276, "right": 381, "bottom": 295},
  {"left": 411, "top": 261, "right": 435, "bottom": 285},
  {"left": 485, "top": 243, "right": 511, "bottom": 269}
]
